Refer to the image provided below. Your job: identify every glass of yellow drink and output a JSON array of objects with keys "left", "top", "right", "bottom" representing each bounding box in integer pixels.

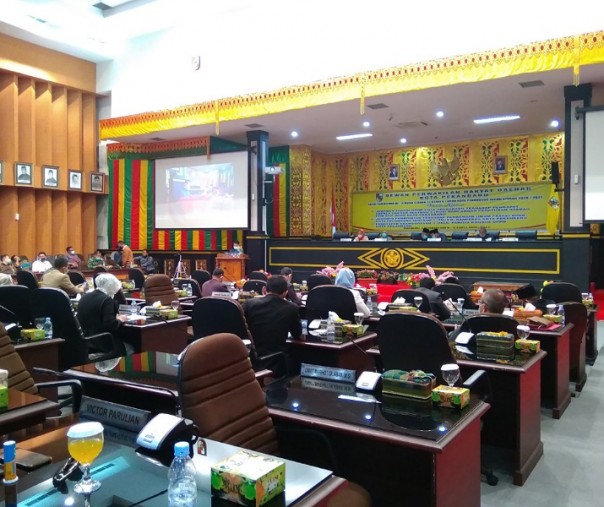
[{"left": 67, "top": 422, "right": 105, "bottom": 494}]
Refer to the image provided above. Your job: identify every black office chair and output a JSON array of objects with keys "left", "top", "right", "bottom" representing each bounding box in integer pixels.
[
  {"left": 31, "top": 287, "right": 125, "bottom": 370},
  {"left": 0, "top": 285, "right": 34, "bottom": 328},
  {"left": 176, "top": 278, "right": 202, "bottom": 298},
  {"left": 190, "top": 297, "right": 285, "bottom": 375},
  {"left": 93, "top": 266, "right": 108, "bottom": 274},
  {"left": 305, "top": 285, "right": 357, "bottom": 322},
  {"left": 463, "top": 314, "right": 520, "bottom": 338},
  {"left": 515, "top": 230, "right": 537, "bottom": 240},
  {"left": 16, "top": 270, "right": 39, "bottom": 290},
  {"left": 451, "top": 231, "right": 468, "bottom": 240},
  {"left": 541, "top": 282, "right": 582, "bottom": 303},
  {"left": 67, "top": 270, "right": 86, "bottom": 286},
  {"left": 248, "top": 271, "right": 268, "bottom": 281},
  {"left": 332, "top": 231, "right": 351, "bottom": 240},
  {"left": 390, "top": 289, "right": 431, "bottom": 313},
  {"left": 410, "top": 232, "right": 424, "bottom": 241},
  {"left": 191, "top": 270, "right": 211, "bottom": 287},
  {"left": 365, "top": 232, "right": 380, "bottom": 240},
  {"left": 242, "top": 280, "right": 267, "bottom": 293},
  {"left": 432, "top": 283, "right": 477, "bottom": 309},
  {"left": 307, "top": 274, "right": 333, "bottom": 291},
  {"left": 487, "top": 231, "right": 500, "bottom": 241},
  {"left": 128, "top": 268, "right": 146, "bottom": 290}
]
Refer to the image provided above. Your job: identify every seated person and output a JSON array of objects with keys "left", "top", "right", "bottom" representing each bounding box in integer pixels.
[
  {"left": 135, "top": 249, "right": 156, "bottom": 274},
  {"left": 421, "top": 227, "right": 430, "bottom": 240},
  {"left": 10, "top": 255, "right": 21, "bottom": 271},
  {"left": 429, "top": 228, "right": 444, "bottom": 240},
  {"left": 353, "top": 228, "right": 369, "bottom": 242},
  {"left": 242, "top": 275, "right": 301, "bottom": 375},
  {"left": 280, "top": 267, "right": 301, "bottom": 305},
  {"left": 18, "top": 255, "right": 31, "bottom": 270},
  {"left": 476, "top": 226, "right": 489, "bottom": 240},
  {"left": 77, "top": 273, "right": 131, "bottom": 355},
  {"left": 449, "top": 289, "right": 507, "bottom": 339},
  {"left": 334, "top": 267, "right": 371, "bottom": 317},
  {"left": 229, "top": 240, "right": 244, "bottom": 255},
  {"left": 0, "top": 273, "right": 13, "bottom": 286},
  {"left": 201, "top": 268, "right": 230, "bottom": 297},
  {"left": 416, "top": 277, "right": 451, "bottom": 321},
  {"left": 0, "top": 254, "right": 14, "bottom": 275},
  {"left": 40, "top": 256, "right": 88, "bottom": 296},
  {"left": 87, "top": 249, "right": 106, "bottom": 269},
  {"left": 31, "top": 252, "right": 52, "bottom": 273},
  {"left": 377, "top": 231, "right": 392, "bottom": 240},
  {"left": 65, "top": 246, "right": 81, "bottom": 269},
  {"left": 109, "top": 249, "right": 122, "bottom": 267}
]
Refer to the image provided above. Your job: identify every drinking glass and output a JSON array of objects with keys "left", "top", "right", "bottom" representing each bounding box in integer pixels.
[
  {"left": 456, "top": 298, "right": 465, "bottom": 314},
  {"left": 171, "top": 300, "right": 180, "bottom": 311},
  {"left": 354, "top": 312, "right": 364, "bottom": 325},
  {"left": 441, "top": 363, "right": 460, "bottom": 387},
  {"left": 35, "top": 317, "right": 46, "bottom": 330},
  {"left": 414, "top": 296, "right": 423, "bottom": 310},
  {"left": 67, "top": 422, "right": 104, "bottom": 495},
  {"left": 517, "top": 325, "right": 530, "bottom": 340}
]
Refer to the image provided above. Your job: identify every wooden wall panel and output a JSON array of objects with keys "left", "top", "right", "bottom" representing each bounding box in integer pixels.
[
  {"left": 35, "top": 82, "right": 53, "bottom": 179},
  {"left": 17, "top": 188, "right": 36, "bottom": 257},
  {"left": 82, "top": 94, "right": 96, "bottom": 174},
  {"left": 17, "top": 78, "right": 35, "bottom": 174},
  {"left": 67, "top": 89, "right": 83, "bottom": 175},
  {"left": 51, "top": 86, "right": 68, "bottom": 179},
  {"left": 0, "top": 74, "right": 18, "bottom": 174},
  {"left": 35, "top": 191, "right": 53, "bottom": 254},
  {"left": 52, "top": 192, "right": 68, "bottom": 254},
  {"left": 0, "top": 187, "right": 18, "bottom": 253},
  {"left": 82, "top": 194, "right": 98, "bottom": 257},
  {"left": 67, "top": 193, "right": 83, "bottom": 253}
]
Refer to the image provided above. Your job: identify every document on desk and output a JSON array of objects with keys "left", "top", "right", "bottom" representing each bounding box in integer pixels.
[{"left": 455, "top": 332, "right": 475, "bottom": 345}]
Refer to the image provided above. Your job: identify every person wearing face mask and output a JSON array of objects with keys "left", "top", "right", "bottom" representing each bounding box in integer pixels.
[
  {"left": 41, "top": 256, "right": 88, "bottom": 296},
  {"left": 135, "top": 249, "right": 156, "bottom": 274},
  {"left": 0, "top": 254, "right": 14, "bottom": 275},
  {"left": 117, "top": 240, "right": 133, "bottom": 268},
  {"left": 66, "top": 246, "right": 81, "bottom": 269},
  {"left": 32, "top": 252, "right": 53, "bottom": 273}
]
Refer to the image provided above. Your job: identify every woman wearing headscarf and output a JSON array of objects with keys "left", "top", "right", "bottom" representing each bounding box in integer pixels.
[{"left": 334, "top": 268, "right": 371, "bottom": 317}]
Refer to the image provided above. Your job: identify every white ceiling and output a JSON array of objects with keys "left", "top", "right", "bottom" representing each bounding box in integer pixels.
[{"left": 2, "top": 0, "right": 604, "bottom": 153}]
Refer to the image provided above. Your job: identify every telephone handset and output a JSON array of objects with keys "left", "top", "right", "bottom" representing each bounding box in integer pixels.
[{"left": 136, "top": 413, "right": 199, "bottom": 458}]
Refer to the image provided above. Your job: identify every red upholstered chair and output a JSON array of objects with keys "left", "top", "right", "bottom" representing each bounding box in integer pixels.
[
  {"left": 178, "top": 333, "right": 371, "bottom": 506},
  {"left": 143, "top": 274, "right": 177, "bottom": 306}
]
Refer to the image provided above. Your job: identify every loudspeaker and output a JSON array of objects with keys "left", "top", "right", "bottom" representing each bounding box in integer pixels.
[{"left": 551, "top": 161, "right": 560, "bottom": 185}]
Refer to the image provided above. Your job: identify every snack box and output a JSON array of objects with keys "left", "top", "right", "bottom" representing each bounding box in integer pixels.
[
  {"left": 159, "top": 308, "right": 179, "bottom": 320},
  {"left": 341, "top": 323, "right": 365, "bottom": 336},
  {"left": 382, "top": 369, "right": 436, "bottom": 400},
  {"left": 512, "top": 308, "right": 542, "bottom": 324},
  {"left": 387, "top": 304, "right": 418, "bottom": 312},
  {"left": 432, "top": 385, "right": 470, "bottom": 409},
  {"left": 20, "top": 328, "right": 46, "bottom": 341},
  {"left": 515, "top": 338, "right": 541, "bottom": 353},
  {"left": 319, "top": 320, "right": 351, "bottom": 337},
  {"left": 476, "top": 331, "right": 515, "bottom": 351},
  {"left": 211, "top": 450, "right": 285, "bottom": 507},
  {"left": 543, "top": 313, "right": 563, "bottom": 324}
]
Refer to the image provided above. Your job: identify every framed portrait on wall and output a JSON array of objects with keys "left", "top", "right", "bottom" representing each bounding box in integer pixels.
[
  {"left": 15, "top": 162, "right": 33, "bottom": 185},
  {"left": 69, "top": 170, "right": 82, "bottom": 190},
  {"left": 388, "top": 164, "right": 400, "bottom": 181},
  {"left": 90, "top": 172, "right": 104, "bottom": 192},
  {"left": 494, "top": 156, "right": 507, "bottom": 174},
  {"left": 43, "top": 165, "right": 59, "bottom": 188}
]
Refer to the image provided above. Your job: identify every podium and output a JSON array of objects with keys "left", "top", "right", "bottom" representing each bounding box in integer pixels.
[{"left": 216, "top": 253, "right": 248, "bottom": 282}]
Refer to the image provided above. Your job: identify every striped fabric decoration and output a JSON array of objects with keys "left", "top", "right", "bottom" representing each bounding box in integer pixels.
[
  {"left": 267, "top": 146, "right": 290, "bottom": 237},
  {"left": 115, "top": 351, "right": 156, "bottom": 372},
  {"left": 109, "top": 158, "right": 242, "bottom": 250}
]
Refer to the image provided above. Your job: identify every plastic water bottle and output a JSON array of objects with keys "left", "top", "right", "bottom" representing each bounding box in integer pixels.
[
  {"left": 326, "top": 314, "right": 336, "bottom": 343},
  {"left": 186, "top": 284, "right": 193, "bottom": 297},
  {"left": 168, "top": 441, "right": 197, "bottom": 507},
  {"left": 557, "top": 304, "right": 565, "bottom": 326},
  {"left": 367, "top": 295, "right": 374, "bottom": 313},
  {"left": 130, "top": 300, "right": 138, "bottom": 315},
  {"left": 43, "top": 317, "right": 53, "bottom": 339}
]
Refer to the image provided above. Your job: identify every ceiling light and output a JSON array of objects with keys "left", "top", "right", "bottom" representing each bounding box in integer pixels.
[
  {"left": 336, "top": 133, "right": 373, "bottom": 141},
  {"left": 550, "top": 119, "right": 560, "bottom": 128},
  {"left": 290, "top": 131, "right": 299, "bottom": 138},
  {"left": 362, "top": 121, "right": 370, "bottom": 127},
  {"left": 436, "top": 111, "right": 444, "bottom": 118},
  {"left": 400, "top": 138, "right": 408, "bottom": 144},
  {"left": 473, "top": 115, "right": 520, "bottom": 125}
]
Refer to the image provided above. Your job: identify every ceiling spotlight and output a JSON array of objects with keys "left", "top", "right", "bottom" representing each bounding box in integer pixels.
[
  {"left": 436, "top": 111, "right": 444, "bottom": 118},
  {"left": 400, "top": 138, "right": 407, "bottom": 144},
  {"left": 290, "top": 131, "right": 299, "bottom": 138},
  {"left": 473, "top": 115, "right": 520, "bottom": 125},
  {"left": 336, "top": 133, "right": 373, "bottom": 141},
  {"left": 550, "top": 119, "right": 560, "bottom": 128},
  {"left": 362, "top": 121, "right": 371, "bottom": 127}
]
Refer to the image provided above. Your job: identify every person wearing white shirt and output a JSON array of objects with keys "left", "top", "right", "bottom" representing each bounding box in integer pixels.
[{"left": 32, "top": 251, "right": 52, "bottom": 273}]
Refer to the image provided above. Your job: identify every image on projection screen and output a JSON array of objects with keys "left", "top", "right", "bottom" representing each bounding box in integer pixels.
[
  {"left": 154, "top": 152, "right": 249, "bottom": 229},
  {"left": 584, "top": 109, "right": 604, "bottom": 222}
]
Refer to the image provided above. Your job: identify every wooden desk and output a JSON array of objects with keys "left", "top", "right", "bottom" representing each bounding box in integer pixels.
[
  {"left": 15, "top": 338, "right": 64, "bottom": 383},
  {"left": 472, "top": 281, "right": 527, "bottom": 292},
  {"left": 586, "top": 306, "right": 599, "bottom": 364},
  {"left": 287, "top": 332, "right": 377, "bottom": 374},
  {"left": 266, "top": 376, "right": 489, "bottom": 507},
  {"left": 4, "top": 428, "right": 343, "bottom": 507},
  {"left": 120, "top": 315, "right": 191, "bottom": 354},
  {"left": 0, "top": 389, "right": 59, "bottom": 435}
]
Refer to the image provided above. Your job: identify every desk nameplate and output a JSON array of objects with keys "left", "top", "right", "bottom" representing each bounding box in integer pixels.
[
  {"left": 80, "top": 396, "right": 151, "bottom": 432},
  {"left": 301, "top": 377, "right": 356, "bottom": 395},
  {"left": 300, "top": 363, "right": 356, "bottom": 383}
]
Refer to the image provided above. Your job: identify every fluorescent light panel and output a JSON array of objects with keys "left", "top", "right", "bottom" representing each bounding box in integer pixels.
[
  {"left": 473, "top": 115, "right": 520, "bottom": 125},
  {"left": 336, "top": 133, "right": 373, "bottom": 141}
]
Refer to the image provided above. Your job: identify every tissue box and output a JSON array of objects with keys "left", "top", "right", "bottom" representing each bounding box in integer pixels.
[
  {"left": 341, "top": 323, "right": 364, "bottom": 336},
  {"left": 382, "top": 370, "right": 436, "bottom": 399},
  {"left": 476, "top": 331, "right": 515, "bottom": 360},
  {"left": 159, "top": 308, "right": 178, "bottom": 319},
  {"left": 211, "top": 450, "right": 285, "bottom": 507},
  {"left": 543, "top": 314, "right": 562, "bottom": 324},
  {"left": 432, "top": 385, "right": 470, "bottom": 409},
  {"left": 20, "top": 328, "right": 46, "bottom": 341},
  {"left": 515, "top": 339, "right": 541, "bottom": 353}
]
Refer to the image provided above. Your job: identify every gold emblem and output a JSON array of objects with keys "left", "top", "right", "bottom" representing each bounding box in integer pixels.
[{"left": 383, "top": 249, "right": 402, "bottom": 268}]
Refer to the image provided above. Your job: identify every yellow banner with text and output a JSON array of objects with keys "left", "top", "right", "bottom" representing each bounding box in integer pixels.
[{"left": 351, "top": 182, "right": 559, "bottom": 234}]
